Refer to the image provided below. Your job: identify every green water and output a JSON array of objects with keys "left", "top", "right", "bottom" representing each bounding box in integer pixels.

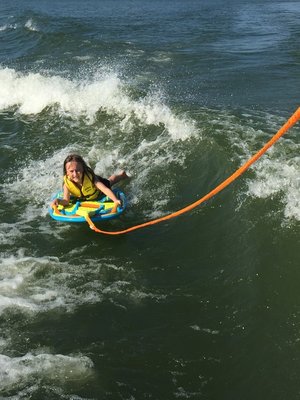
[{"left": 0, "top": 0, "right": 299, "bottom": 399}]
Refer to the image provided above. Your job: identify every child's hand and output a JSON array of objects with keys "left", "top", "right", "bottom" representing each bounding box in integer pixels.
[{"left": 51, "top": 199, "right": 59, "bottom": 208}]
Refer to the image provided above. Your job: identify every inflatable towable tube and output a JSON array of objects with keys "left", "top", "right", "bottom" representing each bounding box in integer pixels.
[{"left": 49, "top": 188, "right": 126, "bottom": 223}]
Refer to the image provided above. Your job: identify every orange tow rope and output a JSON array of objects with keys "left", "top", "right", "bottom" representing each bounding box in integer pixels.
[{"left": 86, "top": 107, "right": 300, "bottom": 235}]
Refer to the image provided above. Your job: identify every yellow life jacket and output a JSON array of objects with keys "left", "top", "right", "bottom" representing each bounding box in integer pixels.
[{"left": 63, "top": 173, "right": 99, "bottom": 201}]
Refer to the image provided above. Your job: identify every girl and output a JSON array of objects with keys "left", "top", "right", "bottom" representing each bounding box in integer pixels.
[{"left": 51, "top": 154, "right": 128, "bottom": 207}]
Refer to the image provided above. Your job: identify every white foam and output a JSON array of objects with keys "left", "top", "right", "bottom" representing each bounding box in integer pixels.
[
  {"left": 220, "top": 110, "right": 300, "bottom": 222},
  {"left": 190, "top": 325, "right": 220, "bottom": 335},
  {"left": 0, "top": 338, "right": 8, "bottom": 352},
  {"left": 0, "top": 275, "right": 23, "bottom": 291},
  {"left": 24, "top": 19, "right": 38, "bottom": 32},
  {"left": 0, "top": 67, "right": 195, "bottom": 140},
  {"left": 0, "top": 352, "right": 93, "bottom": 389},
  {"left": 2, "top": 147, "right": 75, "bottom": 216},
  {"left": 0, "top": 294, "right": 38, "bottom": 313},
  {"left": 0, "top": 23, "right": 17, "bottom": 31},
  {"left": 0, "top": 251, "right": 141, "bottom": 316},
  {"left": 148, "top": 53, "right": 172, "bottom": 63},
  {"left": 0, "top": 223, "right": 23, "bottom": 245},
  {"left": 247, "top": 156, "right": 300, "bottom": 220},
  {"left": 0, "top": 253, "right": 61, "bottom": 314},
  {"left": 73, "top": 55, "right": 93, "bottom": 61}
]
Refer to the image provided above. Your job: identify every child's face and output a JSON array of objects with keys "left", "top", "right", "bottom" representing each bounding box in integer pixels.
[{"left": 66, "top": 161, "right": 83, "bottom": 183}]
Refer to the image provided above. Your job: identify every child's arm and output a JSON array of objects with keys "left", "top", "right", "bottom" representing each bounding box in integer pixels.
[
  {"left": 51, "top": 184, "right": 70, "bottom": 207},
  {"left": 95, "top": 180, "right": 121, "bottom": 205}
]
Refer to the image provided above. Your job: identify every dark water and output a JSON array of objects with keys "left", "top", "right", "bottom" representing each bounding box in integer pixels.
[{"left": 0, "top": 0, "right": 299, "bottom": 399}]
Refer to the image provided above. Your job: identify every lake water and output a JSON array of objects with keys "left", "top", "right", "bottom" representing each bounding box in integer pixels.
[{"left": 0, "top": 1, "right": 299, "bottom": 399}]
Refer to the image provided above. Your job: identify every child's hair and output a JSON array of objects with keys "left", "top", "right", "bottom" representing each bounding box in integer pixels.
[{"left": 63, "top": 154, "right": 96, "bottom": 182}]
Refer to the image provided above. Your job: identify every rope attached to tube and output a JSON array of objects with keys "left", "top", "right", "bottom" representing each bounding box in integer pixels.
[{"left": 85, "top": 107, "right": 300, "bottom": 235}]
